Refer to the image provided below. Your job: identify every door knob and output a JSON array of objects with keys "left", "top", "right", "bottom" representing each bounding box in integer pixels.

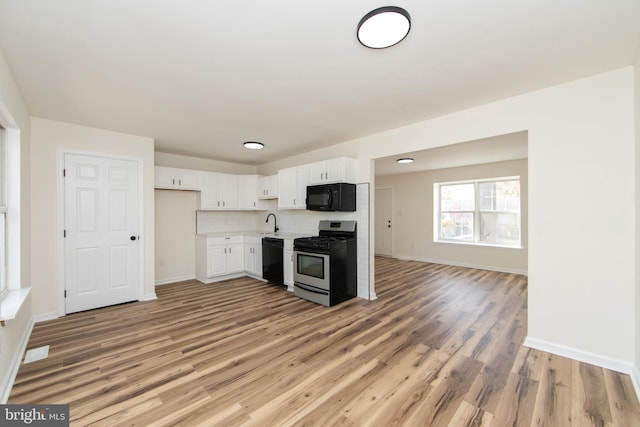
[{"left": 130, "top": 236, "right": 137, "bottom": 241}]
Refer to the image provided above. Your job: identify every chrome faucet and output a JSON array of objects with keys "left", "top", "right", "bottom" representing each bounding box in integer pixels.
[{"left": 266, "top": 213, "right": 279, "bottom": 233}]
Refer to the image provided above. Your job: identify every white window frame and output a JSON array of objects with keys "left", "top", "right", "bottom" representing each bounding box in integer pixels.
[
  {"left": 434, "top": 176, "right": 521, "bottom": 248},
  {"left": 0, "top": 111, "right": 21, "bottom": 300},
  {"left": 0, "top": 125, "right": 6, "bottom": 300}
]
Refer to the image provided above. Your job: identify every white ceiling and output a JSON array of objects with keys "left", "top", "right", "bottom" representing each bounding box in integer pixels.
[
  {"left": 374, "top": 131, "right": 528, "bottom": 176},
  {"left": 0, "top": 1, "right": 638, "bottom": 165}
]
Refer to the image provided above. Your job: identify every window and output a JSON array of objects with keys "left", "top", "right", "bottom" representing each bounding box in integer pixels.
[
  {"left": 0, "top": 125, "right": 6, "bottom": 298},
  {"left": 436, "top": 177, "right": 521, "bottom": 247}
]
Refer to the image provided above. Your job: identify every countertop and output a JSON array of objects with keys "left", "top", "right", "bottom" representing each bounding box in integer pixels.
[{"left": 196, "top": 230, "right": 314, "bottom": 240}]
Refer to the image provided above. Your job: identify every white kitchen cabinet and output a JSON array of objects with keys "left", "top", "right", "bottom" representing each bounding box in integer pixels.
[
  {"left": 199, "top": 172, "right": 238, "bottom": 210},
  {"left": 278, "top": 165, "right": 309, "bottom": 210},
  {"left": 155, "top": 166, "right": 200, "bottom": 190},
  {"left": 244, "top": 236, "right": 263, "bottom": 277},
  {"left": 238, "top": 175, "right": 268, "bottom": 210},
  {"left": 206, "top": 245, "right": 226, "bottom": 277},
  {"left": 225, "top": 242, "right": 245, "bottom": 274},
  {"left": 258, "top": 175, "right": 278, "bottom": 199},
  {"left": 196, "top": 235, "right": 245, "bottom": 282},
  {"left": 207, "top": 242, "right": 243, "bottom": 276},
  {"left": 307, "top": 157, "right": 356, "bottom": 185},
  {"left": 278, "top": 167, "right": 296, "bottom": 209},
  {"left": 283, "top": 239, "right": 294, "bottom": 291}
]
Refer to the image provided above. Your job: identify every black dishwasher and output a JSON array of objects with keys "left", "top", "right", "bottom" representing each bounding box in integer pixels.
[{"left": 262, "top": 237, "right": 284, "bottom": 286}]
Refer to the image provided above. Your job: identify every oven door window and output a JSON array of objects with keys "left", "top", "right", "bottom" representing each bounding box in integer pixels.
[{"left": 297, "top": 253, "right": 325, "bottom": 279}]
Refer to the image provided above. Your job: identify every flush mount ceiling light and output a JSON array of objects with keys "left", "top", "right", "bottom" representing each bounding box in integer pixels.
[
  {"left": 243, "top": 141, "right": 264, "bottom": 150},
  {"left": 357, "top": 6, "right": 411, "bottom": 49},
  {"left": 397, "top": 158, "right": 414, "bottom": 164}
]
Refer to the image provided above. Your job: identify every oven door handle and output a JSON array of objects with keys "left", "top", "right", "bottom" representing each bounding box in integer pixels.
[{"left": 295, "top": 283, "right": 329, "bottom": 295}]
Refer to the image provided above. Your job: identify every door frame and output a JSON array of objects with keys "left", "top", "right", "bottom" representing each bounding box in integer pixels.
[
  {"left": 56, "top": 149, "right": 145, "bottom": 317},
  {"left": 374, "top": 187, "right": 393, "bottom": 257}
]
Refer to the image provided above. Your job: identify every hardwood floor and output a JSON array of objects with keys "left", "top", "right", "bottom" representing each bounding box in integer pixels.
[{"left": 10, "top": 257, "right": 640, "bottom": 426}]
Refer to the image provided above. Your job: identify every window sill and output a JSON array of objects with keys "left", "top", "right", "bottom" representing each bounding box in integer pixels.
[
  {"left": 434, "top": 240, "right": 523, "bottom": 250},
  {"left": 0, "top": 288, "right": 30, "bottom": 326}
]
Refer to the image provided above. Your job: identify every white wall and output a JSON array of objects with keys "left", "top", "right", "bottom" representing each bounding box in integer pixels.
[
  {"left": 154, "top": 190, "right": 197, "bottom": 284},
  {"left": 376, "top": 159, "right": 528, "bottom": 274},
  {"left": 634, "top": 52, "right": 640, "bottom": 391},
  {"left": 0, "top": 49, "right": 32, "bottom": 402},
  {"left": 30, "top": 118, "right": 156, "bottom": 317},
  {"left": 155, "top": 152, "right": 256, "bottom": 174}
]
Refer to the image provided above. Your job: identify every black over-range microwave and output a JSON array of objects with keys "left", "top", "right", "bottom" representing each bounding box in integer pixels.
[{"left": 306, "top": 183, "right": 356, "bottom": 212}]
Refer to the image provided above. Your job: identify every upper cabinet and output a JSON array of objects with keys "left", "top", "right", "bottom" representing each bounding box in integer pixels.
[
  {"left": 278, "top": 165, "right": 309, "bottom": 210},
  {"left": 237, "top": 175, "right": 268, "bottom": 210},
  {"left": 199, "top": 172, "right": 237, "bottom": 210},
  {"left": 307, "top": 157, "right": 356, "bottom": 185},
  {"left": 155, "top": 166, "right": 200, "bottom": 190},
  {"left": 156, "top": 157, "right": 355, "bottom": 210},
  {"left": 200, "top": 173, "right": 268, "bottom": 211},
  {"left": 258, "top": 175, "right": 278, "bottom": 199}
]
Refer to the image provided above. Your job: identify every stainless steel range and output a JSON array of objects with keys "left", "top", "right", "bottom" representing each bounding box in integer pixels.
[{"left": 293, "top": 220, "right": 357, "bottom": 306}]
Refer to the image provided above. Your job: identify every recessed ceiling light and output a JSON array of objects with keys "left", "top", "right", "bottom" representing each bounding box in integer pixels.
[
  {"left": 397, "top": 158, "right": 414, "bottom": 164},
  {"left": 243, "top": 141, "right": 264, "bottom": 150},
  {"left": 357, "top": 6, "right": 411, "bottom": 49}
]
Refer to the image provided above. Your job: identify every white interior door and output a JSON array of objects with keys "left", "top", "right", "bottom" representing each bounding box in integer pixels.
[
  {"left": 64, "top": 153, "right": 140, "bottom": 314},
  {"left": 375, "top": 188, "right": 392, "bottom": 256}
]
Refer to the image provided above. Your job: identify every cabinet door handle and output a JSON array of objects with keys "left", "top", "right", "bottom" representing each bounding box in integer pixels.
[
  {"left": 293, "top": 198, "right": 296, "bottom": 205},
  {"left": 178, "top": 179, "right": 182, "bottom": 185},
  {"left": 172, "top": 178, "right": 175, "bottom": 185},
  {"left": 224, "top": 248, "right": 227, "bottom": 254},
  {"left": 223, "top": 201, "right": 225, "bottom": 207},
  {"left": 217, "top": 201, "right": 220, "bottom": 207}
]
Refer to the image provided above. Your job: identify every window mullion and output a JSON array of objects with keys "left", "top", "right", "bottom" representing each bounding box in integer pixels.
[{"left": 474, "top": 181, "right": 479, "bottom": 243}]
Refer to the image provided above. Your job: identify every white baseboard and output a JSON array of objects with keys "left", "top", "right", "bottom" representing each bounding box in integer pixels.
[
  {"left": 0, "top": 318, "right": 34, "bottom": 403},
  {"left": 196, "top": 273, "right": 245, "bottom": 284},
  {"left": 32, "top": 311, "right": 59, "bottom": 323},
  {"left": 394, "top": 254, "right": 528, "bottom": 276},
  {"left": 139, "top": 293, "right": 157, "bottom": 301},
  {"left": 632, "top": 365, "right": 640, "bottom": 405},
  {"left": 524, "top": 336, "right": 634, "bottom": 375},
  {"left": 155, "top": 275, "right": 196, "bottom": 286}
]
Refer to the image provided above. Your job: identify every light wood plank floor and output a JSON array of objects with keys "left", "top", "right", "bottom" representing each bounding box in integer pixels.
[{"left": 10, "top": 257, "right": 640, "bottom": 426}]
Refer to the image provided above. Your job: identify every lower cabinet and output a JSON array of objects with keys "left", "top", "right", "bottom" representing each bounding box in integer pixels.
[
  {"left": 196, "top": 235, "right": 245, "bottom": 283},
  {"left": 244, "top": 236, "right": 263, "bottom": 277}
]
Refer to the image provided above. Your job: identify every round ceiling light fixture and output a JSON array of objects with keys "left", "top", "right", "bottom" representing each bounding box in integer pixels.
[
  {"left": 396, "top": 158, "right": 414, "bottom": 164},
  {"left": 357, "top": 6, "right": 411, "bottom": 49},
  {"left": 243, "top": 141, "right": 264, "bottom": 150}
]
